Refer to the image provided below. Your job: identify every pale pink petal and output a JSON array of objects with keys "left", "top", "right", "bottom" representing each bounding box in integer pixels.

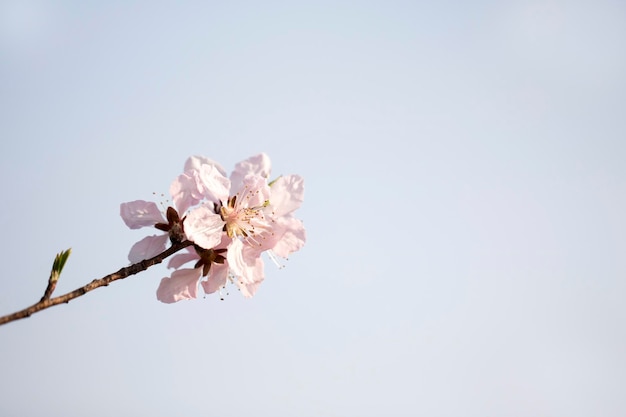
[
  {"left": 230, "top": 153, "right": 271, "bottom": 192},
  {"left": 238, "top": 246, "right": 265, "bottom": 298},
  {"left": 170, "top": 172, "right": 204, "bottom": 215},
  {"left": 270, "top": 217, "right": 306, "bottom": 258},
  {"left": 198, "top": 163, "right": 230, "bottom": 203},
  {"left": 227, "top": 239, "right": 265, "bottom": 297},
  {"left": 167, "top": 248, "right": 199, "bottom": 269},
  {"left": 247, "top": 215, "right": 304, "bottom": 255},
  {"left": 120, "top": 200, "right": 166, "bottom": 229},
  {"left": 184, "top": 205, "right": 225, "bottom": 249},
  {"left": 225, "top": 239, "right": 246, "bottom": 276},
  {"left": 128, "top": 234, "right": 169, "bottom": 263},
  {"left": 269, "top": 175, "right": 304, "bottom": 217},
  {"left": 226, "top": 239, "right": 254, "bottom": 283},
  {"left": 184, "top": 155, "right": 226, "bottom": 176},
  {"left": 156, "top": 268, "right": 202, "bottom": 303},
  {"left": 200, "top": 263, "right": 229, "bottom": 294}
]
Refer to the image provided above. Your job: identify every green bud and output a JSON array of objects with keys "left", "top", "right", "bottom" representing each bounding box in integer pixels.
[{"left": 51, "top": 248, "right": 72, "bottom": 282}]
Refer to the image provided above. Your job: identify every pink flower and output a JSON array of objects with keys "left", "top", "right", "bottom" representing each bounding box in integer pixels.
[
  {"left": 163, "top": 153, "right": 305, "bottom": 300},
  {"left": 121, "top": 153, "right": 306, "bottom": 303}
]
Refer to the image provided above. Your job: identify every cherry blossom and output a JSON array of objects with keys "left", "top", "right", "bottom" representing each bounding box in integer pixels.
[
  {"left": 178, "top": 154, "right": 304, "bottom": 297},
  {"left": 121, "top": 153, "right": 306, "bottom": 303}
]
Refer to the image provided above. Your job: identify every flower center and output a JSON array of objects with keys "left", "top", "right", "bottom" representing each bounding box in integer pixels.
[{"left": 219, "top": 193, "right": 270, "bottom": 245}]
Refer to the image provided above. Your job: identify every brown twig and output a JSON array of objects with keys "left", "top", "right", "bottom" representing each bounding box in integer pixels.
[{"left": 0, "top": 240, "right": 194, "bottom": 327}]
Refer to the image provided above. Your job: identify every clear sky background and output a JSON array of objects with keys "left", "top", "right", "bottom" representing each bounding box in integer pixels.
[{"left": 1, "top": 1, "right": 625, "bottom": 416}]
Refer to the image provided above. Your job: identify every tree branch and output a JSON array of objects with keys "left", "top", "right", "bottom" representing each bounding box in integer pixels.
[{"left": 0, "top": 240, "right": 194, "bottom": 327}]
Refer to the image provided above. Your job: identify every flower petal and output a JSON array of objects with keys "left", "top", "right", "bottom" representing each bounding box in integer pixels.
[
  {"left": 184, "top": 204, "right": 225, "bottom": 249},
  {"left": 170, "top": 172, "right": 204, "bottom": 215},
  {"left": 200, "top": 263, "right": 229, "bottom": 294},
  {"left": 120, "top": 200, "right": 166, "bottom": 229},
  {"left": 128, "top": 234, "right": 169, "bottom": 263},
  {"left": 198, "top": 163, "right": 230, "bottom": 204},
  {"left": 156, "top": 268, "right": 202, "bottom": 303},
  {"left": 270, "top": 217, "right": 307, "bottom": 258},
  {"left": 167, "top": 248, "right": 200, "bottom": 269},
  {"left": 227, "top": 239, "right": 265, "bottom": 297},
  {"left": 230, "top": 153, "right": 271, "bottom": 192},
  {"left": 269, "top": 175, "right": 304, "bottom": 217},
  {"left": 184, "top": 155, "right": 227, "bottom": 176}
]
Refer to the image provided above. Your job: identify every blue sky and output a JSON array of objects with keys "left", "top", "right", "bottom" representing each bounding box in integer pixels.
[{"left": 1, "top": 1, "right": 625, "bottom": 416}]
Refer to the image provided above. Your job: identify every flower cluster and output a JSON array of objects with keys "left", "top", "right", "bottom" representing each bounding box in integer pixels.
[{"left": 120, "top": 153, "right": 305, "bottom": 303}]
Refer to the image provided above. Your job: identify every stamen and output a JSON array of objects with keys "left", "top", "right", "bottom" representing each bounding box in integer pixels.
[
  {"left": 267, "top": 250, "right": 285, "bottom": 269},
  {"left": 219, "top": 286, "right": 227, "bottom": 301}
]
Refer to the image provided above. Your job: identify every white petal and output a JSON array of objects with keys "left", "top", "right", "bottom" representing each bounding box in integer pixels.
[
  {"left": 170, "top": 172, "right": 203, "bottom": 215},
  {"left": 184, "top": 205, "right": 225, "bottom": 249},
  {"left": 184, "top": 155, "right": 226, "bottom": 176},
  {"left": 269, "top": 175, "right": 304, "bottom": 217},
  {"left": 227, "top": 239, "right": 265, "bottom": 297},
  {"left": 230, "top": 153, "right": 271, "bottom": 192},
  {"left": 198, "top": 164, "right": 230, "bottom": 203},
  {"left": 200, "top": 263, "right": 229, "bottom": 294},
  {"left": 272, "top": 217, "right": 306, "bottom": 258}
]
